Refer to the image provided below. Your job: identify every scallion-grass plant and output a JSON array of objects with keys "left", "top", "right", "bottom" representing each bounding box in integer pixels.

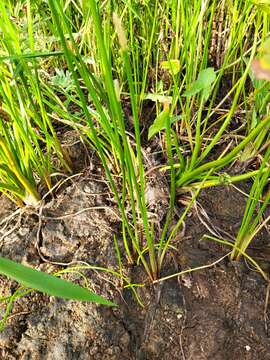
[
  {"left": 2, "top": 0, "right": 269, "bottom": 280},
  {"left": 170, "top": 2, "right": 270, "bottom": 191},
  {"left": 230, "top": 144, "right": 270, "bottom": 260},
  {"left": 0, "top": 3, "right": 115, "bottom": 315},
  {"left": 5, "top": 0, "right": 270, "bottom": 319},
  {"left": 45, "top": 0, "right": 270, "bottom": 280},
  {"left": 240, "top": 42, "right": 270, "bottom": 161},
  {"left": 0, "top": 2, "right": 73, "bottom": 205},
  {"left": 144, "top": 1, "right": 269, "bottom": 192},
  {"left": 88, "top": 0, "right": 270, "bottom": 194},
  {"left": 202, "top": 145, "right": 270, "bottom": 279},
  {"left": 46, "top": 0, "right": 182, "bottom": 281}
]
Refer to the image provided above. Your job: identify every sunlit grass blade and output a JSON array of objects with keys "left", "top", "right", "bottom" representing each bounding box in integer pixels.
[{"left": 0, "top": 257, "right": 115, "bottom": 306}]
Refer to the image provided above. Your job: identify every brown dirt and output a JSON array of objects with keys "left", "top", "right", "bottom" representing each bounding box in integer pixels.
[{"left": 0, "top": 155, "right": 270, "bottom": 359}]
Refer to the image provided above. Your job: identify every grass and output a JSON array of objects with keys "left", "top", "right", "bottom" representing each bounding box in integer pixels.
[{"left": 0, "top": 0, "right": 270, "bottom": 308}]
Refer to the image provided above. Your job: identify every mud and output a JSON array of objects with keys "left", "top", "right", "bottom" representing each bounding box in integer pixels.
[{"left": 0, "top": 171, "right": 270, "bottom": 359}]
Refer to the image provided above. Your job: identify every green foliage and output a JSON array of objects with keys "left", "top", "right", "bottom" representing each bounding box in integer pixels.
[
  {"left": 231, "top": 147, "right": 270, "bottom": 260},
  {"left": 0, "top": 257, "right": 115, "bottom": 305},
  {"left": 148, "top": 111, "right": 182, "bottom": 140},
  {"left": 184, "top": 67, "right": 216, "bottom": 100},
  {"left": 0, "top": 0, "right": 269, "bottom": 291},
  {"left": 0, "top": 2, "right": 72, "bottom": 205},
  {"left": 252, "top": 0, "right": 270, "bottom": 14},
  {"left": 50, "top": 69, "right": 76, "bottom": 92}
]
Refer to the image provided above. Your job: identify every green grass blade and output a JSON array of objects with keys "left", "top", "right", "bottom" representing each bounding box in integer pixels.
[{"left": 0, "top": 257, "right": 115, "bottom": 306}]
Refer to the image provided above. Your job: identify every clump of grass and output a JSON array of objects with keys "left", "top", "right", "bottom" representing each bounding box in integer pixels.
[
  {"left": 0, "top": 0, "right": 269, "bottom": 311},
  {"left": 0, "top": 2, "right": 73, "bottom": 205},
  {"left": 47, "top": 0, "right": 166, "bottom": 280},
  {"left": 231, "top": 148, "right": 270, "bottom": 260},
  {"left": 0, "top": 1, "right": 115, "bottom": 316},
  {"left": 33, "top": 0, "right": 270, "bottom": 280}
]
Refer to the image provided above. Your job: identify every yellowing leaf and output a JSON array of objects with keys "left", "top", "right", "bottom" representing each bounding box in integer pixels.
[
  {"left": 252, "top": 0, "right": 270, "bottom": 4},
  {"left": 144, "top": 93, "right": 172, "bottom": 104},
  {"left": 252, "top": 0, "right": 270, "bottom": 14},
  {"left": 161, "top": 60, "right": 180, "bottom": 75}
]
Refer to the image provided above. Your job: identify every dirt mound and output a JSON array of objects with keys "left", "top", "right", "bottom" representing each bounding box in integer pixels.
[{"left": 0, "top": 177, "right": 270, "bottom": 359}]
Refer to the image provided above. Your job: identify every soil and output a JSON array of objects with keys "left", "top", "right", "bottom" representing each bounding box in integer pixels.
[{"left": 1, "top": 142, "right": 270, "bottom": 360}]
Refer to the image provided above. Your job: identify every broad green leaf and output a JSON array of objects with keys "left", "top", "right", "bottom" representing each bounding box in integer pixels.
[
  {"left": 184, "top": 67, "right": 216, "bottom": 100},
  {"left": 148, "top": 112, "right": 182, "bottom": 140},
  {"left": 196, "top": 67, "right": 216, "bottom": 88},
  {"left": 202, "top": 87, "right": 211, "bottom": 102},
  {"left": 161, "top": 60, "right": 180, "bottom": 75},
  {"left": 0, "top": 257, "right": 115, "bottom": 306}
]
